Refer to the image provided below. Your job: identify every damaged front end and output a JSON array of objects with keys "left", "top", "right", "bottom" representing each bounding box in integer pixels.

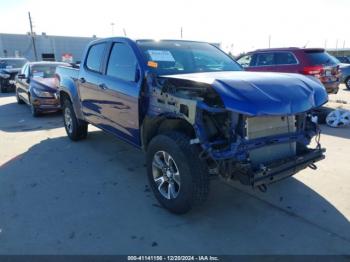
[{"left": 146, "top": 72, "right": 327, "bottom": 189}]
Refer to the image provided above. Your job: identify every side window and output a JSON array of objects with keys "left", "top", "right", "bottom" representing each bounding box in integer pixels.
[
  {"left": 237, "top": 55, "right": 252, "bottom": 68},
  {"left": 86, "top": 43, "right": 106, "bottom": 73},
  {"left": 24, "top": 65, "right": 30, "bottom": 78},
  {"left": 256, "top": 53, "right": 274, "bottom": 66},
  {"left": 275, "top": 52, "right": 298, "bottom": 65},
  {"left": 106, "top": 42, "right": 138, "bottom": 82}
]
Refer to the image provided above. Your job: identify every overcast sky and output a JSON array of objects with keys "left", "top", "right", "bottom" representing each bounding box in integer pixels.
[{"left": 0, "top": 0, "right": 349, "bottom": 54}]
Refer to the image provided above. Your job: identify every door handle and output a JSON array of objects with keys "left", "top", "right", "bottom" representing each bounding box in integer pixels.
[
  {"left": 98, "top": 83, "right": 108, "bottom": 90},
  {"left": 79, "top": 77, "right": 86, "bottom": 83}
]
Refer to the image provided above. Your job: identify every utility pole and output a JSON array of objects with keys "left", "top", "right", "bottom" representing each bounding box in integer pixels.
[
  {"left": 110, "top": 22, "right": 115, "bottom": 36},
  {"left": 268, "top": 35, "right": 271, "bottom": 48},
  {"left": 28, "top": 12, "right": 38, "bottom": 61},
  {"left": 180, "top": 27, "right": 183, "bottom": 39},
  {"left": 336, "top": 39, "right": 339, "bottom": 56},
  {"left": 123, "top": 28, "right": 127, "bottom": 37}
]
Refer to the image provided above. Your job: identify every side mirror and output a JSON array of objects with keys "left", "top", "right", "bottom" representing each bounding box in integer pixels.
[{"left": 17, "top": 74, "right": 26, "bottom": 79}]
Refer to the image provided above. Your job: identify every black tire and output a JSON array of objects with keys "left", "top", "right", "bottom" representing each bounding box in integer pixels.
[
  {"left": 0, "top": 81, "right": 7, "bottom": 93},
  {"left": 146, "top": 132, "right": 209, "bottom": 214},
  {"left": 345, "top": 77, "right": 350, "bottom": 90},
  {"left": 62, "top": 98, "right": 88, "bottom": 141},
  {"left": 16, "top": 89, "right": 25, "bottom": 104},
  {"left": 30, "top": 99, "right": 41, "bottom": 117}
]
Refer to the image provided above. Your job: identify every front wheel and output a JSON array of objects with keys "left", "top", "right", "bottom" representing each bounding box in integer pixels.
[
  {"left": 62, "top": 98, "right": 88, "bottom": 141},
  {"left": 146, "top": 132, "right": 210, "bottom": 214},
  {"left": 30, "top": 98, "right": 40, "bottom": 117},
  {"left": 0, "top": 81, "right": 6, "bottom": 93},
  {"left": 16, "top": 89, "right": 25, "bottom": 104}
]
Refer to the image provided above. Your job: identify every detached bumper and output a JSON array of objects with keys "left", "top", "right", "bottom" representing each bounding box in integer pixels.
[{"left": 252, "top": 148, "right": 326, "bottom": 187}]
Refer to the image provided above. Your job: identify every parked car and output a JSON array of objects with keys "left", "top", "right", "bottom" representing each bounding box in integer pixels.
[
  {"left": 237, "top": 48, "right": 341, "bottom": 94},
  {"left": 335, "top": 56, "right": 350, "bottom": 64},
  {"left": 15, "top": 61, "right": 70, "bottom": 116},
  {"left": 0, "top": 58, "right": 27, "bottom": 93},
  {"left": 57, "top": 38, "right": 327, "bottom": 214},
  {"left": 330, "top": 56, "right": 350, "bottom": 90}
]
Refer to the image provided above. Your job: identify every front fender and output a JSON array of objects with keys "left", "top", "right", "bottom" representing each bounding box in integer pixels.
[{"left": 59, "top": 78, "right": 84, "bottom": 120}]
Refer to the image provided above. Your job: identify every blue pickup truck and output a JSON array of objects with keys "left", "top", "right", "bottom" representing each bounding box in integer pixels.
[{"left": 56, "top": 37, "right": 328, "bottom": 214}]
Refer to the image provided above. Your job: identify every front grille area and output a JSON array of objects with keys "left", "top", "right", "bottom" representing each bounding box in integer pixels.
[{"left": 246, "top": 116, "right": 296, "bottom": 166}]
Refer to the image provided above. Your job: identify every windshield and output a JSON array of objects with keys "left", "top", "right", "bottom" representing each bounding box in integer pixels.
[
  {"left": 31, "top": 64, "right": 63, "bottom": 78},
  {"left": 0, "top": 59, "right": 27, "bottom": 69},
  {"left": 137, "top": 40, "right": 242, "bottom": 75}
]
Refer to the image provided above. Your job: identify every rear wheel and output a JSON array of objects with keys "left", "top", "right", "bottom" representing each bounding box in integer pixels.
[
  {"left": 146, "top": 132, "right": 210, "bottom": 214},
  {"left": 345, "top": 77, "right": 350, "bottom": 90},
  {"left": 62, "top": 98, "right": 88, "bottom": 141}
]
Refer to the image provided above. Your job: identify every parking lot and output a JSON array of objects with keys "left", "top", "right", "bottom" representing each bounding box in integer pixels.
[{"left": 0, "top": 86, "right": 349, "bottom": 255}]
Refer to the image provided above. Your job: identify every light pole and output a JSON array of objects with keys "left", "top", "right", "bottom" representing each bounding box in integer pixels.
[{"left": 110, "top": 22, "right": 115, "bottom": 36}]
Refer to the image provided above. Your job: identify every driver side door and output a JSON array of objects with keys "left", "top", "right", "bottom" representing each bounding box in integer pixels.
[{"left": 17, "top": 64, "right": 31, "bottom": 104}]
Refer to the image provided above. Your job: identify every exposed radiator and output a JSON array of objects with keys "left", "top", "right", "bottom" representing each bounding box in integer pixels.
[{"left": 246, "top": 116, "right": 296, "bottom": 166}]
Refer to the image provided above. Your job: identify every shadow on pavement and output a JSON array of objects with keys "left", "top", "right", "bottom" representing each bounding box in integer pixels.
[
  {"left": 0, "top": 131, "right": 349, "bottom": 254},
  {"left": 0, "top": 101, "right": 63, "bottom": 132},
  {"left": 0, "top": 92, "right": 16, "bottom": 98},
  {"left": 320, "top": 124, "right": 350, "bottom": 139}
]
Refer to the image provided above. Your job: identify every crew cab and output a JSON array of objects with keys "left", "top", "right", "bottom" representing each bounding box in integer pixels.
[
  {"left": 237, "top": 48, "right": 341, "bottom": 94},
  {"left": 0, "top": 58, "right": 27, "bottom": 93},
  {"left": 57, "top": 38, "right": 327, "bottom": 214},
  {"left": 16, "top": 61, "right": 70, "bottom": 116}
]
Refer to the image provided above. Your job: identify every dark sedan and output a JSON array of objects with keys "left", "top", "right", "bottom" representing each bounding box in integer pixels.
[
  {"left": 0, "top": 58, "right": 27, "bottom": 93},
  {"left": 15, "top": 61, "right": 70, "bottom": 116}
]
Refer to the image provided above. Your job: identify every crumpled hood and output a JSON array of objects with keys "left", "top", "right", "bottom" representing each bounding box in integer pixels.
[
  {"left": 164, "top": 71, "right": 328, "bottom": 116},
  {"left": 31, "top": 77, "right": 58, "bottom": 92}
]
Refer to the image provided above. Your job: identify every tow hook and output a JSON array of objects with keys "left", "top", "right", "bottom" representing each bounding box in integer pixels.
[
  {"left": 257, "top": 184, "right": 267, "bottom": 193},
  {"left": 308, "top": 163, "right": 317, "bottom": 170}
]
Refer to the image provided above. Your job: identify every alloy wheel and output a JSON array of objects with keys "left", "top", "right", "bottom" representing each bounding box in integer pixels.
[
  {"left": 64, "top": 107, "right": 73, "bottom": 134},
  {"left": 152, "top": 151, "right": 181, "bottom": 200}
]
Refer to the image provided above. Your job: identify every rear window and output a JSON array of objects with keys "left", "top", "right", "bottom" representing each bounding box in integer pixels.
[{"left": 305, "top": 51, "right": 337, "bottom": 66}]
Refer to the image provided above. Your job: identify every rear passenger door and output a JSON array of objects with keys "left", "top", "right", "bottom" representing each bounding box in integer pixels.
[
  {"left": 78, "top": 42, "right": 108, "bottom": 124},
  {"left": 248, "top": 52, "right": 276, "bottom": 72},
  {"left": 98, "top": 41, "right": 141, "bottom": 145},
  {"left": 273, "top": 51, "right": 299, "bottom": 73}
]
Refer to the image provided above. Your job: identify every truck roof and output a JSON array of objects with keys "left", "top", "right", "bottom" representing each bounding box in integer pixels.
[{"left": 90, "top": 37, "right": 210, "bottom": 45}]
